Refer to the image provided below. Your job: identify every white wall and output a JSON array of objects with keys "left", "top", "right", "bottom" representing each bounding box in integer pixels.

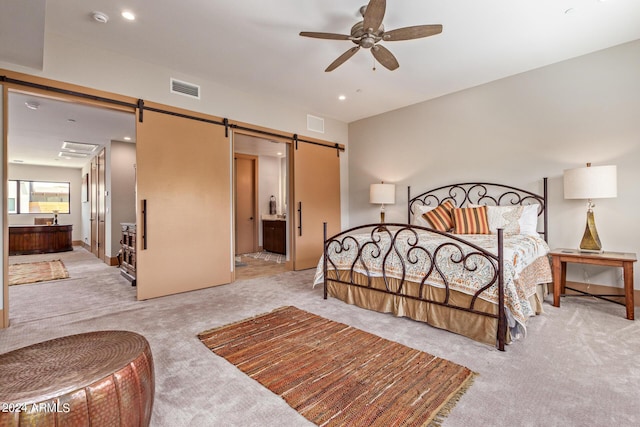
[
  {"left": 109, "top": 141, "right": 136, "bottom": 257},
  {"left": 7, "top": 164, "right": 83, "bottom": 241},
  {"left": 348, "top": 40, "right": 640, "bottom": 290}
]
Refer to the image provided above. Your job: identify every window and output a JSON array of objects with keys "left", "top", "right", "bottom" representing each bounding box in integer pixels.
[{"left": 8, "top": 180, "right": 70, "bottom": 214}]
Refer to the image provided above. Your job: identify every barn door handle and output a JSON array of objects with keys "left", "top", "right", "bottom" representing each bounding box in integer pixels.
[
  {"left": 142, "top": 199, "right": 148, "bottom": 250},
  {"left": 298, "top": 201, "right": 303, "bottom": 236},
  {"left": 249, "top": 216, "right": 254, "bottom": 220}
]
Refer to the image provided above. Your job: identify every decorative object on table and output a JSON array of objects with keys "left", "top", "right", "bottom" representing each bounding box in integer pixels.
[
  {"left": 199, "top": 306, "right": 475, "bottom": 427},
  {"left": 269, "top": 195, "right": 276, "bottom": 214},
  {"left": 563, "top": 163, "right": 617, "bottom": 252},
  {"left": 52, "top": 209, "right": 59, "bottom": 225},
  {"left": 8, "top": 260, "right": 69, "bottom": 286},
  {"left": 369, "top": 181, "right": 395, "bottom": 222},
  {"left": 0, "top": 330, "right": 154, "bottom": 427}
]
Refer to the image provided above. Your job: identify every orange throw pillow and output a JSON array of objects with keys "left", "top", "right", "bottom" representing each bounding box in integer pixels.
[
  {"left": 423, "top": 200, "right": 455, "bottom": 231},
  {"left": 452, "top": 206, "right": 490, "bottom": 234}
]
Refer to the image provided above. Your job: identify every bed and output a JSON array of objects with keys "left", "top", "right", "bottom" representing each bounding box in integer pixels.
[{"left": 314, "top": 180, "right": 552, "bottom": 350}]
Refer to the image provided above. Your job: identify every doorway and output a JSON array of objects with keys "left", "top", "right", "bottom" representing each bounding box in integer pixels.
[
  {"left": 233, "top": 132, "right": 290, "bottom": 279},
  {"left": 5, "top": 89, "right": 136, "bottom": 324},
  {"left": 234, "top": 153, "right": 258, "bottom": 255}
]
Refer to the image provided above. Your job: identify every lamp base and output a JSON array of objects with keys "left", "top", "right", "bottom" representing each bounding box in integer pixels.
[
  {"left": 380, "top": 211, "right": 385, "bottom": 223},
  {"left": 578, "top": 210, "right": 603, "bottom": 253}
]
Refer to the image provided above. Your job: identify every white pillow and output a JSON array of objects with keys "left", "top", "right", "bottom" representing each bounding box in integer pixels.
[
  {"left": 469, "top": 204, "right": 540, "bottom": 236},
  {"left": 411, "top": 204, "right": 435, "bottom": 227},
  {"left": 519, "top": 204, "right": 540, "bottom": 236}
]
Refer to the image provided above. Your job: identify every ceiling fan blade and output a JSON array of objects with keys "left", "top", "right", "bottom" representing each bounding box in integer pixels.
[
  {"left": 383, "top": 24, "right": 443, "bottom": 41},
  {"left": 371, "top": 45, "right": 399, "bottom": 71},
  {"left": 299, "top": 31, "right": 351, "bottom": 41},
  {"left": 362, "top": 0, "right": 386, "bottom": 33},
  {"left": 325, "top": 46, "right": 360, "bottom": 72}
]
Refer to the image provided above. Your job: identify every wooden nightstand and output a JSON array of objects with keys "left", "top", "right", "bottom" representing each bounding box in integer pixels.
[{"left": 550, "top": 248, "right": 637, "bottom": 320}]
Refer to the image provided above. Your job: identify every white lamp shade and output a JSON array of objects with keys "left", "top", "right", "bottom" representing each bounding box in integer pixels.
[
  {"left": 370, "top": 183, "right": 395, "bottom": 204},
  {"left": 563, "top": 165, "right": 617, "bottom": 199}
]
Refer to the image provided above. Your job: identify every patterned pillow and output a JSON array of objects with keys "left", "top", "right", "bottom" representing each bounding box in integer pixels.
[
  {"left": 486, "top": 205, "right": 523, "bottom": 234},
  {"left": 452, "top": 206, "right": 490, "bottom": 234},
  {"left": 423, "top": 200, "right": 455, "bottom": 231}
]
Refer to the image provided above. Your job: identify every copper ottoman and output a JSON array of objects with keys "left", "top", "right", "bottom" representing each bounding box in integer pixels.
[{"left": 0, "top": 330, "right": 154, "bottom": 426}]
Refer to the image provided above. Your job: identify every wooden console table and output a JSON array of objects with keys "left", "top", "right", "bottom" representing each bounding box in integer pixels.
[
  {"left": 8, "top": 224, "right": 73, "bottom": 255},
  {"left": 550, "top": 248, "right": 637, "bottom": 320}
]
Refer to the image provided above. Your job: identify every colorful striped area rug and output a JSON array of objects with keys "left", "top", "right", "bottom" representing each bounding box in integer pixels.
[
  {"left": 198, "top": 306, "right": 476, "bottom": 426},
  {"left": 8, "top": 260, "right": 69, "bottom": 286}
]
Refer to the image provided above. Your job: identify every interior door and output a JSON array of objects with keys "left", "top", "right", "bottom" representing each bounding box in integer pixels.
[
  {"left": 135, "top": 109, "right": 231, "bottom": 300},
  {"left": 234, "top": 153, "right": 257, "bottom": 255},
  {"left": 293, "top": 142, "right": 341, "bottom": 270},
  {"left": 90, "top": 157, "right": 98, "bottom": 256},
  {"left": 97, "top": 148, "right": 106, "bottom": 261}
]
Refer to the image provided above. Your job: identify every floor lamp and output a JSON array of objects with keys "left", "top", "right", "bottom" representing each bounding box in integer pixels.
[{"left": 563, "top": 163, "right": 617, "bottom": 252}]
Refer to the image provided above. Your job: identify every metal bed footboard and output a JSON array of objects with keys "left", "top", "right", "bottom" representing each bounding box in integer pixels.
[{"left": 323, "top": 223, "right": 507, "bottom": 350}]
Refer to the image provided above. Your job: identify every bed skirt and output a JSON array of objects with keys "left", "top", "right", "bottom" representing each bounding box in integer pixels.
[{"left": 326, "top": 256, "right": 550, "bottom": 346}]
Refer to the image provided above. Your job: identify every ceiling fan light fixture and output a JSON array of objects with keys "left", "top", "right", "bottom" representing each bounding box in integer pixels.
[
  {"left": 361, "top": 36, "right": 376, "bottom": 49},
  {"left": 25, "top": 101, "right": 40, "bottom": 110}
]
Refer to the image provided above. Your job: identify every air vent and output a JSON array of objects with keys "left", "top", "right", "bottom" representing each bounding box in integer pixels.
[
  {"left": 307, "top": 114, "right": 325, "bottom": 134},
  {"left": 170, "top": 78, "right": 200, "bottom": 99},
  {"left": 62, "top": 141, "right": 98, "bottom": 152}
]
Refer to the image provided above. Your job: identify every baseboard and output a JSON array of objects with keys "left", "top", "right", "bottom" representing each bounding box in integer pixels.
[
  {"left": 80, "top": 241, "right": 91, "bottom": 251},
  {"left": 107, "top": 256, "right": 119, "bottom": 267},
  {"left": 565, "top": 281, "right": 640, "bottom": 306},
  {"left": 72, "top": 240, "right": 84, "bottom": 247}
]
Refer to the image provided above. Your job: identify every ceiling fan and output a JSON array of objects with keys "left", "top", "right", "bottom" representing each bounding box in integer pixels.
[{"left": 299, "top": 0, "right": 442, "bottom": 72}]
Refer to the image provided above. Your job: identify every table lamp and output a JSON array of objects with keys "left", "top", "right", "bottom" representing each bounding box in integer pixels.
[
  {"left": 370, "top": 182, "right": 395, "bottom": 223},
  {"left": 563, "top": 163, "right": 617, "bottom": 252}
]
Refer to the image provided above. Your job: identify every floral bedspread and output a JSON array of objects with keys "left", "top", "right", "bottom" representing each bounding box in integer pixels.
[{"left": 314, "top": 230, "right": 551, "bottom": 333}]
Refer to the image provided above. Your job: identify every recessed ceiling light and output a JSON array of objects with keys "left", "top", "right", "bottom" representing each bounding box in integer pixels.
[
  {"left": 123, "top": 136, "right": 131, "bottom": 141},
  {"left": 67, "top": 118, "right": 76, "bottom": 123},
  {"left": 121, "top": 11, "right": 136, "bottom": 21},
  {"left": 564, "top": 7, "right": 575, "bottom": 14},
  {"left": 25, "top": 101, "right": 39, "bottom": 110},
  {"left": 277, "top": 152, "right": 283, "bottom": 156},
  {"left": 92, "top": 11, "right": 109, "bottom": 23},
  {"left": 338, "top": 95, "right": 346, "bottom": 101},
  {"left": 13, "top": 159, "right": 24, "bottom": 163}
]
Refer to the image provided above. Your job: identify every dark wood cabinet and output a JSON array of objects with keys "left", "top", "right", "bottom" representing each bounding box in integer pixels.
[
  {"left": 9, "top": 225, "right": 73, "bottom": 255},
  {"left": 263, "top": 220, "right": 286, "bottom": 255},
  {"left": 120, "top": 223, "right": 136, "bottom": 286}
]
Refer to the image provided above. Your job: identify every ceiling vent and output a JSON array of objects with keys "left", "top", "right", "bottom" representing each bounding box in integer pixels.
[
  {"left": 170, "top": 78, "right": 200, "bottom": 99},
  {"left": 307, "top": 114, "right": 325, "bottom": 134},
  {"left": 61, "top": 141, "right": 98, "bottom": 152}
]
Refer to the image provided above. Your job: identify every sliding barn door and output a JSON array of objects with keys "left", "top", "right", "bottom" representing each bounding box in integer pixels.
[
  {"left": 135, "top": 110, "right": 231, "bottom": 299},
  {"left": 293, "top": 142, "right": 341, "bottom": 270}
]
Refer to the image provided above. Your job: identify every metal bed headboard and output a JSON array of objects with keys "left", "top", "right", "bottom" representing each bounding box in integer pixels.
[{"left": 407, "top": 178, "right": 548, "bottom": 242}]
